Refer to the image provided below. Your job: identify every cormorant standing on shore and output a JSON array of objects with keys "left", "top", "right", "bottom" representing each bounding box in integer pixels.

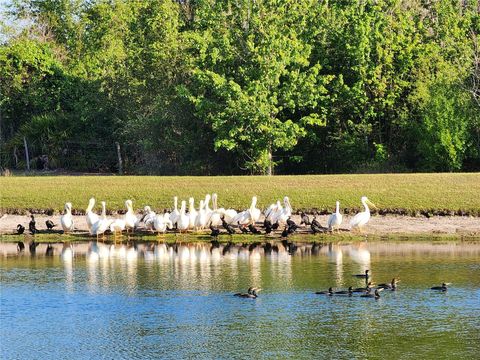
[
  {"left": 16, "top": 224, "right": 25, "bottom": 235},
  {"left": 45, "top": 220, "right": 56, "bottom": 230},
  {"left": 248, "top": 224, "right": 261, "bottom": 234},
  {"left": 300, "top": 212, "right": 311, "bottom": 226},
  {"left": 221, "top": 216, "right": 235, "bottom": 235},
  {"left": 29, "top": 215, "right": 38, "bottom": 235},
  {"left": 209, "top": 224, "right": 220, "bottom": 238}
]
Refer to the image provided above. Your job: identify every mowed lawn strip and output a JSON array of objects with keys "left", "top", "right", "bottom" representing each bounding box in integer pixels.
[{"left": 1, "top": 173, "right": 479, "bottom": 214}]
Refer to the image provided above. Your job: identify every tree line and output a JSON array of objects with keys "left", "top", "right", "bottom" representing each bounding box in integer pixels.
[{"left": 1, "top": 0, "right": 479, "bottom": 175}]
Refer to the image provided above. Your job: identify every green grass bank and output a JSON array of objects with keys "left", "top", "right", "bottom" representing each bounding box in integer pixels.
[{"left": 1, "top": 173, "right": 479, "bottom": 215}]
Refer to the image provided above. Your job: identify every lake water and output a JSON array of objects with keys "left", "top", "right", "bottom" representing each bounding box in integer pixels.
[{"left": 1, "top": 240, "right": 480, "bottom": 359}]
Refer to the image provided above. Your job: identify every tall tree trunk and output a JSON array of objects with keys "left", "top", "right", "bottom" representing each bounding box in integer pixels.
[
  {"left": 267, "top": 148, "right": 273, "bottom": 176},
  {"left": 23, "top": 137, "right": 30, "bottom": 171}
]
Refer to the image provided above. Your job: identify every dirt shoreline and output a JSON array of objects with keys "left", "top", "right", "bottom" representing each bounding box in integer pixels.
[{"left": 1, "top": 213, "right": 479, "bottom": 237}]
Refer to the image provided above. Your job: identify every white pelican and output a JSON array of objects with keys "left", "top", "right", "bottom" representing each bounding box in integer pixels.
[
  {"left": 86, "top": 198, "right": 99, "bottom": 234},
  {"left": 109, "top": 218, "right": 126, "bottom": 237},
  {"left": 124, "top": 200, "right": 138, "bottom": 232},
  {"left": 169, "top": 196, "right": 180, "bottom": 227},
  {"left": 327, "top": 201, "right": 343, "bottom": 232},
  {"left": 91, "top": 201, "right": 111, "bottom": 239},
  {"left": 142, "top": 206, "right": 156, "bottom": 231},
  {"left": 177, "top": 200, "right": 189, "bottom": 232},
  {"left": 350, "top": 196, "right": 376, "bottom": 231},
  {"left": 153, "top": 214, "right": 167, "bottom": 234},
  {"left": 195, "top": 200, "right": 207, "bottom": 230},
  {"left": 232, "top": 196, "right": 260, "bottom": 226},
  {"left": 163, "top": 212, "right": 173, "bottom": 229},
  {"left": 264, "top": 201, "right": 279, "bottom": 221},
  {"left": 209, "top": 193, "right": 223, "bottom": 226},
  {"left": 204, "top": 194, "right": 213, "bottom": 224},
  {"left": 249, "top": 196, "right": 261, "bottom": 224},
  {"left": 60, "top": 202, "right": 74, "bottom": 233},
  {"left": 188, "top": 197, "right": 198, "bottom": 229},
  {"left": 272, "top": 197, "right": 292, "bottom": 224}
]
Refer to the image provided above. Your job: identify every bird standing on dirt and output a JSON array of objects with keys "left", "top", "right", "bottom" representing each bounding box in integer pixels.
[
  {"left": 311, "top": 222, "right": 324, "bottom": 234},
  {"left": 45, "top": 220, "right": 56, "bottom": 230},
  {"left": 221, "top": 216, "right": 235, "bottom": 235},
  {"left": 286, "top": 217, "right": 299, "bottom": 234},
  {"left": 209, "top": 224, "right": 220, "bottom": 238},
  {"left": 238, "top": 222, "right": 249, "bottom": 234},
  {"left": 311, "top": 216, "right": 323, "bottom": 229},
  {"left": 16, "top": 224, "right": 25, "bottom": 235},
  {"left": 263, "top": 219, "right": 273, "bottom": 234},
  {"left": 29, "top": 215, "right": 38, "bottom": 235},
  {"left": 248, "top": 224, "right": 261, "bottom": 234},
  {"left": 300, "top": 212, "right": 311, "bottom": 226}
]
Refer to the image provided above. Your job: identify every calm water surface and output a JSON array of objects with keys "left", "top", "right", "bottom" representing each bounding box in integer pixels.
[{"left": 1, "top": 240, "right": 480, "bottom": 359}]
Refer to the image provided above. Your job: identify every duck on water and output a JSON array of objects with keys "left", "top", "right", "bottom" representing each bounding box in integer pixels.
[
  {"left": 431, "top": 283, "right": 450, "bottom": 291},
  {"left": 234, "top": 287, "right": 262, "bottom": 299}
]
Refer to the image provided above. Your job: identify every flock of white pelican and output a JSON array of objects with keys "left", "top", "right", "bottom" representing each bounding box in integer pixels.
[{"left": 59, "top": 194, "right": 377, "bottom": 238}]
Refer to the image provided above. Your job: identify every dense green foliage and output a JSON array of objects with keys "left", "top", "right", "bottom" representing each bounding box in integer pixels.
[{"left": 1, "top": 0, "right": 479, "bottom": 174}]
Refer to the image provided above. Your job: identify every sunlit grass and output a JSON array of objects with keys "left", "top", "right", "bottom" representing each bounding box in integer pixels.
[{"left": 1, "top": 173, "right": 479, "bottom": 214}]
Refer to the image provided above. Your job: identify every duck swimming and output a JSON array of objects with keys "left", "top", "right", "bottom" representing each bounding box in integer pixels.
[
  {"left": 353, "top": 269, "right": 370, "bottom": 278},
  {"left": 334, "top": 286, "right": 353, "bottom": 296},
  {"left": 234, "top": 287, "right": 261, "bottom": 299},
  {"left": 315, "top": 287, "right": 333, "bottom": 295},
  {"left": 378, "top": 278, "right": 400, "bottom": 290},
  {"left": 352, "top": 282, "right": 375, "bottom": 293},
  {"left": 361, "top": 288, "right": 382, "bottom": 299},
  {"left": 431, "top": 283, "right": 449, "bottom": 291}
]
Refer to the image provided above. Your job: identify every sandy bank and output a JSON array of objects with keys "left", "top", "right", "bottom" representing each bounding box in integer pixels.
[{"left": 1, "top": 213, "right": 479, "bottom": 237}]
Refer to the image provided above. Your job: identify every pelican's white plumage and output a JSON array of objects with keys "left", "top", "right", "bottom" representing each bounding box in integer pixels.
[
  {"left": 327, "top": 201, "right": 343, "bottom": 231},
  {"left": 91, "top": 201, "right": 110, "bottom": 237},
  {"left": 272, "top": 197, "right": 292, "bottom": 224},
  {"left": 204, "top": 194, "right": 213, "bottom": 225},
  {"left": 350, "top": 196, "right": 376, "bottom": 230},
  {"left": 177, "top": 200, "right": 189, "bottom": 232},
  {"left": 169, "top": 197, "right": 180, "bottom": 227},
  {"left": 86, "top": 198, "right": 99, "bottom": 234},
  {"left": 195, "top": 200, "right": 207, "bottom": 230},
  {"left": 248, "top": 196, "right": 261, "bottom": 224},
  {"left": 109, "top": 218, "right": 126, "bottom": 234},
  {"left": 124, "top": 200, "right": 138, "bottom": 231},
  {"left": 153, "top": 214, "right": 168, "bottom": 234},
  {"left": 60, "top": 202, "right": 74, "bottom": 233},
  {"left": 188, "top": 198, "right": 198, "bottom": 229},
  {"left": 143, "top": 206, "right": 156, "bottom": 230},
  {"left": 209, "top": 193, "right": 223, "bottom": 226},
  {"left": 232, "top": 196, "right": 260, "bottom": 225}
]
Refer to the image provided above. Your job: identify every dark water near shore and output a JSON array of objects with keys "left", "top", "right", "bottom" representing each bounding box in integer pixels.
[{"left": 1, "top": 240, "right": 480, "bottom": 359}]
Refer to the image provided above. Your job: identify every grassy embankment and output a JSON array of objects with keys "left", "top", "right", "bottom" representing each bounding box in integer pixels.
[{"left": 1, "top": 173, "right": 480, "bottom": 215}]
